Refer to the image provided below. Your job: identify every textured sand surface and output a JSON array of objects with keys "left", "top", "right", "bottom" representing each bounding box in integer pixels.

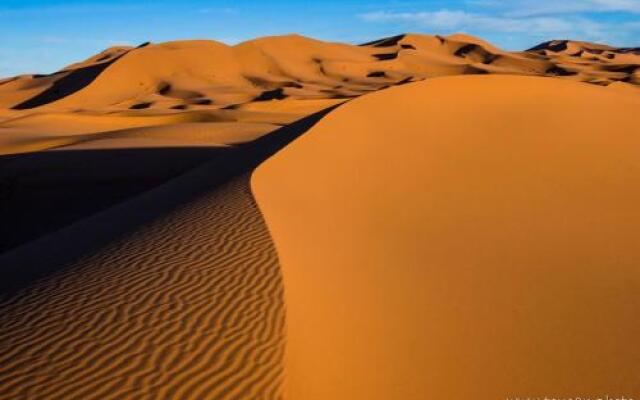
[
  {"left": 0, "top": 174, "right": 285, "bottom": 399},
  {"left": 0, "top": 106, "right": 330, "bottom": 399},
  {"left": 253, "top": 75, "right": 640, "bottom": 399}
]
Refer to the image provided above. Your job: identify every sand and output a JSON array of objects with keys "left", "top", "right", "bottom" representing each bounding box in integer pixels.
[
  {"left": 252, "top": 75, "right": 640, "bottom": 399},
  {"left": 1, "top": 33, "right": 639, "bottom": 399},
  {"left": 0, "top": 175, "right": 285, "bottom": 399},
  {"left": 0, "top": 108, "right": 330, "bottom": 398},
  {"left": 1, "top": 34, "right": 638, "bottom": 156}
]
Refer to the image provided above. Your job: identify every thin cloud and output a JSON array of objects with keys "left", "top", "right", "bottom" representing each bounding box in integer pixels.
[
  {"left": 357, "top": 6, "right": 640, "bottom": 46},
  {"left": 39, "top": 37, "right": 133, "bottom": 47},
  {"left": 469, "top": 0, "right": 640, "bottom": 17},
  {"left": 0, "top": 4, "right": 140, "bottom": 17},
  {"left": 360, "top": 10, "right": 595, "bottom": 35},
  {"left": 197, "top": 7, "right": 238, "bottom": 15}
]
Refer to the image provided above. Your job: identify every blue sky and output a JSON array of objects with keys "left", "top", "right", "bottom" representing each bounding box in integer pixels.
[{"left": 1, "top": 0, "right": 639, "bottom": 77}]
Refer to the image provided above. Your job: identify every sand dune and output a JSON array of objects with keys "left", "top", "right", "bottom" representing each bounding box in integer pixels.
[
  {"left": 1, "top": 33, "right": 638, "bottom": 155},
  {"left": 0, "top": 174, "right": 285, "bottom": 399},
  {"left": 252, "top": 75, "right": 640, "bottom": 399},
  {"left": 1, "top": 33, "right": 640, "bottom": 399},
  {"left": 0, "top": 108, "right": 305, "bottom": 155},
  {"left": 0, "top": 108, "right": 330, "bottom": 399}
]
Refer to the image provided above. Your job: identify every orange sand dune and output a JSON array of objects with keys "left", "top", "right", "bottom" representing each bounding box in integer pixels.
[
  {"left": 1, "top": 33, "right": 640, "bottom": 400},
  {"left": 1, "top": 33, "right": 638, "bottom": 155},
  {"left": 0, "top": 108, "right": 331, "bottom": 399},
  {"left": 253, "top": 75, "right": 640, "bottom": 399}
]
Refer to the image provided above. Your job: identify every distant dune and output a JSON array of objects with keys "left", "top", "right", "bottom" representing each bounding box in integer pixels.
[
  {"left": 1, "top": 33, "right": 639, "bottom": 155},
  {"left": 1, "top": 34, "right": 639, "bottom": 399}
]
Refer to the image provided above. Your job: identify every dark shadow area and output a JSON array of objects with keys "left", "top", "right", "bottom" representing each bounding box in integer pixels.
[
  {"left": 32, "top": 71, "right": 66, "bottom": 79},
  {"left": 129, "top": 102, "right": 153, "bottom": 109},
  {"left": 254, "top": 88, "right": 287, "bottom": 101},
  {"left": 367, "top": 71, "right": 387, "bottom": 78},
  {"left": 619, "top": 47, "right": 640, "bottom": 55},
  {"left": 465, "top": 66, "right": 490, "bottom": 75},
  {"left": 454, "top": 44, "right": 477, "bottom": 57},
  {"left": 603, "top": 64, "right": 637, "bottom": 74},
  {"left": 12, "top": 51, "right": 129, "bottom": 110},
  {"left": 484, "top": 54, "right": 500, "bottom": 64},
  {"left": 395, "top": 76, "right": 414, "bottom": 85},
  {"left": 454, "top": 44, "right": 498, "bottom": 64},
  {"left": 245, "top": 77, "right": 302, "bottom": 91},
  {"left": 95, "top": 54, "right": 113, "bottom": 62},
  {"left": 158, "top": 82, "right": 172, "bottom": 94},
  {"left": 0, "top": 147, "right": 223, "bottom": 254},
  {"left": 283, "top": 81, "right": 303, "bottom": 89},
  {"left": 546, "top": 66, "right": 577, "bottom": 76},
  {"left": 190, "top": 98, "right": 212, "bottom": 105},
  {"left": 373, "top": 52, "right": 399, "bottom": 61},
  {"left": 0, "top": 105, "right": 339, "bottom": 299},
  {"left": 359, "top": 34, "right": 406, "bottom": 47},
  {"left": 583, "top": 48, "right": 604, "bottom": 55},
  {"left": 527, "top": 40, "right": 569, "bottom": 52}
]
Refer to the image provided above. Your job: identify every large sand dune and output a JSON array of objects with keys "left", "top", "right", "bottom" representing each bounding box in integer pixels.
[
  {"left": 1, "top": 33, "right": 640, "bottom": 399},
  {"left": 252, "top": 75, "right": 640, "bottom": 399}
]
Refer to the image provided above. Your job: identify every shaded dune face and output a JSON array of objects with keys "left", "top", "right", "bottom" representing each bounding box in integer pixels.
[
  {"left": 252, "top": 75, "right": 640, "bottom": 399},
  {"left": 11, "top": 49, "right": 131, "bottom": 110},
  {"left": 0, "top": 109, "right": 332, "bottom": 399},
  {"left": 0, "top": 147, "right": 223, "bottom": 253},
  {"left": 0, "top": 175, "right": 285, "bottom": 399},
  {"left": 0, "top": 109, "right": 332, "bottom": 269}
]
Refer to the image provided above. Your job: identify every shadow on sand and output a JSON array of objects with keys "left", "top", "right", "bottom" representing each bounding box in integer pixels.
[
  {"left": 0, "top": 146, "right": 225, "bottom": 253},
  {"left": 0, "top": 105, "right": 339, "bottom": 299},
  {"left": 11, "top": 51, "right": 128, "bottom": 109}
]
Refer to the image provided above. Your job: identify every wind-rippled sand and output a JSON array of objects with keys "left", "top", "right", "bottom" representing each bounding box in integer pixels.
[{"left": 0, "top": 174, "right": 285, "bottom": 399}]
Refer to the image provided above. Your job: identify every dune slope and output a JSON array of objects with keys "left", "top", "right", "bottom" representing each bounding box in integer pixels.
[
  {"left": 252, "top": 75, "right": 640, "bottom": 399},
  {"left": 0, "top": 106, "right": 332, "bottom": 400},
  {"left": 0, "top": 174, "right": 285, "bottom": 399}
]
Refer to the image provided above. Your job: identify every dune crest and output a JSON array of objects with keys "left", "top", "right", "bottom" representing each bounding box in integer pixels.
[
  {"left": 252, "top": 75, "right": 640, "bottom": 399},
  {"left": 0, "top": 106, "right": 333, "bottom": 398}
]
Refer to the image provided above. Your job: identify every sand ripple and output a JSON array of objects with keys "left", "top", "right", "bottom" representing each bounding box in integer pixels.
[{"left": 0, "top": 174, "right": 284, "bottom": 399}]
